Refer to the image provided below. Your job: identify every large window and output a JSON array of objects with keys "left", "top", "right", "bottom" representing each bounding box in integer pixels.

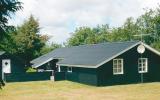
[
  {"left": 138, "top": 58, "right": 148, "bottom": 73},
  {"left": 113, "top": 59, "right": 124, "bottom": 75},
  {"left": 67, "top": 67, "right": 72, "bottom": 72}
]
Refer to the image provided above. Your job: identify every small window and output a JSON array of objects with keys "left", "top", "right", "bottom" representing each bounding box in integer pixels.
[
  {"left": 67, "top": 67, "right": 72, "bottom": 72},
  {"left": 138, "top": 58, "right": 148, "bottom": 73},
  {"left": 113, "top": 59, "right": 124, "bottom": 75}
]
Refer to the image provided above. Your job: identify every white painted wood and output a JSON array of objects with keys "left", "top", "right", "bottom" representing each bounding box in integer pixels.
[{"left": 2, "top": 59, "right": 11, "bottom": 73}]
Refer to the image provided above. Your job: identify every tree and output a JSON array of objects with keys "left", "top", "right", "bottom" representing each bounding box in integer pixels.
[
  {"left": 0, "top": 0, "right": 22, "bottom": 40},
  {"left": 12, "top": 15, "right": 46, "bottom": 66},
  {"left": 67, "top": 25, "right": 110, "bottom": 46},
  {"left": 67, "top": 27, "right": 93, "bottom": 46},
  {"left": 135, "top": 9, "right": 155, "bottom": 44},
  {"left": 40, "top": 43, "right": 62, "bottom": 55}
]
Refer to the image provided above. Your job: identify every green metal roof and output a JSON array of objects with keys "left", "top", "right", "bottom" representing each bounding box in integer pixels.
[{"left": 31, "top": 41, "right": 142, "bottom": 68}]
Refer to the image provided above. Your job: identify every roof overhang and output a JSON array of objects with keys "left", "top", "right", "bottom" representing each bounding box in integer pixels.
[
  {"left": 32, "top": 58, "right": 54, "bottom": 68},
  {"left": 0, "top": 51, "right": 5, "bottom": 55},
  {"left": 32, "top": 57, "right": 64, "bottom": 68},
  {"left": 56, "top": 63, "right": 97, "bottom": 68},
  {"left": 141, "top": 42, "right": 160, "bottom": 56}
]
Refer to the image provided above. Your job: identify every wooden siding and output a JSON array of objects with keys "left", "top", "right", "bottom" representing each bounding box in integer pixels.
[
  {"left": 97, "top": 45, "right": 160, "bottom": 86},
  {"left": 60, "top": 66, "right": 98, "bottom": 86}
]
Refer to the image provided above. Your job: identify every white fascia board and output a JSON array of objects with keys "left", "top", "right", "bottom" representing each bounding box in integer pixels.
[
  {"left": 141, "top": 42, "right": 160, "bottom": 56},
  {"left": 56, "top": 63, "right": 97, "bottom": 68}
]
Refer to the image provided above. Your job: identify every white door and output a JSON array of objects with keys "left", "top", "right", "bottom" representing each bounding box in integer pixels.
[{"left": 2, "top": 59, "right": 11, "bottom": 73}]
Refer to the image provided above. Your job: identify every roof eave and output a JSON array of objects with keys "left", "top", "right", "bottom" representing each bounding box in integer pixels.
[
  {"left": 141, "top": 42, "right": 160, "bottom": 56},
  {"left": 32, "top": 58, "right": 54, "bottom": 68},
  {"left": 56, "top": 63, "right": 97, "bottom": 68}
]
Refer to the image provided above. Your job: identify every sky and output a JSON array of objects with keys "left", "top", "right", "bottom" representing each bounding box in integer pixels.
[{"left": 8, "top": 0, "right": 160, "bottom": 44}]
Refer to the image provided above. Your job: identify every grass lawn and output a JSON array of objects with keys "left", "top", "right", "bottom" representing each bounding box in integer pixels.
[{"left": 0, "top": 81, "right": 160, "bottom": 100}]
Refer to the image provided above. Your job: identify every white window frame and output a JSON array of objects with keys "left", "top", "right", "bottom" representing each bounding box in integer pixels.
[
  {"left": 113, "top": 59, "right": 124, "bottom": 75},
  {"left": 67, "top": 67, "right": 72, "bottom": 73},
  {"left": 138, "top": 58, "right": 148, "bottom": 73}
]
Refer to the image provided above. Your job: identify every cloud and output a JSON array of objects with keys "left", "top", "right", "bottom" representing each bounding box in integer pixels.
[{"left": 8, "top": 0, "right": 160, "bottom": 44}]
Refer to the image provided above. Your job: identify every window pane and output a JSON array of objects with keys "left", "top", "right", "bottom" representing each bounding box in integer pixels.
[
  {"left": 143, "top": 67, "right": 145, "bottom": 71},
  {"left": 118, "top": 65, "right": 121, "bottom": 69},
  {"left": 139, "top": 64, "right": 142, "bottom": 67},
  {"left": 138, "top": 59, "right": 141, "bottom": 63},
  {"left": 113, "top": 69, "right": 117, "bottom": 73},
  {"left": 68, "top": 67, "right": 72, "bottom": 72},
  {"left": 118, "top": 68, "right": 121, "bottom": 72},
  {"left": 113, "top": 60, "right": 117, "bottom": 64},
  {"left": 139, "top": 67, "right": 142, "bottom": 71},
  {"left": 118, "top": 60, "right": 121, "bottom": 63}
]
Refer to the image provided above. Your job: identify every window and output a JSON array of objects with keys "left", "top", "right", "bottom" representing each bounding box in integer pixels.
[
  {"left": 67, "top": 67, "right": 72, "bottom": 72},
  {"left": 113, "top": 59, "right": 124, "bottom": 75},
  {"left": 138, "top": 58, "right": 148, "bottom": 73}
]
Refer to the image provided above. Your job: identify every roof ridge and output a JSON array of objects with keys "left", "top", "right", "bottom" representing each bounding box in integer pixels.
[{"left": 60, "top": 40, "right": 140, "bottom": 48}]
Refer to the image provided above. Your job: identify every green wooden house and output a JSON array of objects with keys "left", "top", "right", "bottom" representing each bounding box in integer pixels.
[
  {"left": 0, "top": 52, "right": 26, "bottom": 82},
  {"left": 0, "top": 52, "right": 51, "bottom": 82},
  {"left": 0, "top": 51, "right": 5, "bottom": 82},
  {"left": 31, "top": 41, "right": 160, "bottom": 86}
]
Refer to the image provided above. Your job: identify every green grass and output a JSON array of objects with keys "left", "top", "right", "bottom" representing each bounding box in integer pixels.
[{"left": 0, "top": 81, "right": 160, "bottom": 100}]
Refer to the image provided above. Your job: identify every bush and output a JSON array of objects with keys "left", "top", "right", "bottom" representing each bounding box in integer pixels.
[{"left": 26, "top": 67, "right": 37, "bottom": 72}]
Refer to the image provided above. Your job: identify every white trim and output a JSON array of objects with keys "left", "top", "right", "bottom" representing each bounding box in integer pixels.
[
  {"left": 141, "top": 42, "right": 160, "bottom": 56},
  {"left": 67, "top": 67, "right": 72, "bottom": 72},
  {"left": 57, "top": 63, "right": 96, "bottom": 68},
  {"left": 113, "top": 58, "right": 124, "bottom": 75},
  {"left": 57, "top": 65, "right": 61, "bottom": 72},
  {"left": 138, "top": 58, "right": 148, "bottom": 73},
  {"left": 2, "top": 59, "right": 11, "bottom": 74},
  {"left": 32, "top": 57, "right": 64, "bottom": 68}
]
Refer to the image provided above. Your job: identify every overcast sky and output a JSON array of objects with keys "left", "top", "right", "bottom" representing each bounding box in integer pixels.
[{"left": 8, "top": 0, "right": 160, "bottom": 44}]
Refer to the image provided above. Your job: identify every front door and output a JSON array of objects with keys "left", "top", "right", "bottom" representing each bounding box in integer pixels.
[{"left": 2, "top": 59, "right": 11, "bottom": 74}]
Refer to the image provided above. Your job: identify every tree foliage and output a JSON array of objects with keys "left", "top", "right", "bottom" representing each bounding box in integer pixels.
[
  {"left": 67, "top": 25, "right": 110, "bottom": 46},
  {"left": 67, "top": 6, "right": 160, "bottom": 51},
  {"left": 40, "top": 43, "right": 62, "bottom": 55},
  {"left": 8, "top": 15, "right": 47, "bottom": 66},
  {"left": 0, "top": 0, "right": 22, "bottom": 40}
]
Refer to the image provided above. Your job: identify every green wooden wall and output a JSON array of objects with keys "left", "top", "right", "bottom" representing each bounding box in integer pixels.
[
  {"left": 97, "top": 46, "right": 160, "bottom": 86},
  {"left": 58, "top": 45, "right": 160, "bottom": 86},
  {"left": 4, "top": 72, "right": 52, "bottom": 82},
  {"left": 60, "top": 66, "right": 98, "bottom": 86}
]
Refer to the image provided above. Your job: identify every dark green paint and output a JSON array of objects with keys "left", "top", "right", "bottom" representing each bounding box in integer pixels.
[
  {"left": 59, "top": 66, "right": 97, "bottom": 85},
  {"left": 97, "top": 46, "right": 160, "bottom": 86},
  {"left": 57, "top": 45, "right": 160, "bottom": 86},
  {"left": 4, "top": 72, "right": 52, "bottom": 82},
  {"left": 54, "top": 72, "right": 65, "bottom": 81},
  {"left": 0, "top": 54, "right": 52, "bottom": 82}
]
